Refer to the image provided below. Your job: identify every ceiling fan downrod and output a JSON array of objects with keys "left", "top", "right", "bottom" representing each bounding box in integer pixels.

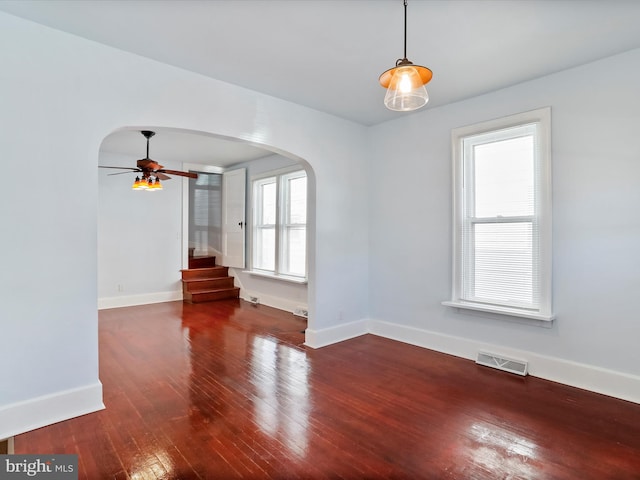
[{"left": 141, "top": 130, "right": 155, "bottom": 160}]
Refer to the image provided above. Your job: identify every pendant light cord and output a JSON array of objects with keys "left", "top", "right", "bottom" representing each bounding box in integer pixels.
[{"left": 403, "top": 0, "right": 408, "bottom": 60}]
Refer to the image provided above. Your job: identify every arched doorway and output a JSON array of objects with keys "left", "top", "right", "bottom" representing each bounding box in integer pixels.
[{"left": 97, "top": 126, "right": 316, "bottom": 339}]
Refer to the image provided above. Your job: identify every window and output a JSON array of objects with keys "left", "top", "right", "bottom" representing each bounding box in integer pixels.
[
  {"left": 189, "top": 172, "right": 222, "bottom": 256},
  {"left": 252, "top": 169, "right": 307, "bottom": 280},
  {"left": 443, "top": 108, "right": 553, "bottom": 321}
]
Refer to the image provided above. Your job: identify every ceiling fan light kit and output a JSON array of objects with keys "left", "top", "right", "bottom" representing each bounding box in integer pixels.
[
  {"left": 99, "top": 130, "right": 197, "bottom": 191},
  {"left": 379, "top": 0, "right": 432, "bottom": 112},
  {"left": 132, "top": 175, "right": 163, "bottom": 191}
]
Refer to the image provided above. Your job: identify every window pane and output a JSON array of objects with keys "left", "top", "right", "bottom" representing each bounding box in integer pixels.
[
  {"left": 190, "top": 173, "right": 222, "bottom": 254},
  {"left": 284, "top": 226, "right": 306, "bottom": 276},
  {"left": 260, "top": 181, "right": 277, "bottom": 225},
  {"left": 252, "top": 170, "right": 307, "bottom": 277},
  {"left": 255, "top": 227, "right": 275, "bottom": 271},
  {"left": 287, "top": 176, "right": 307, "bottom": 224},
  {"left": 474, "top": 135, "right": 534, "bottom": 218},
  {"left": 471, "top": 222, "right": 535, "bottom": 306},
  {"left": 194, "top": 189, "right": 209, "bottom": 227}
]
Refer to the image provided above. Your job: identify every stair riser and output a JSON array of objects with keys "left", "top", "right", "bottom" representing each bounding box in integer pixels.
[
  {"left": 188, "top": 256, "right": 217, "bottom": 269},
  {"left": 181, "top": 267, "right": 229, "bottom": 280},
  {"left": 185, "top": 288, "right": 240, "bottom": 303},
  {"left": 183, "top": 278, "right": 235, "bottom": 293}
]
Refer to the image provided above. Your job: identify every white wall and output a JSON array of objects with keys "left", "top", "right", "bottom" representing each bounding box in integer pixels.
[
  {"left": 99, "top": 150, "right": 309, "bottom": 312},
  {"left": 367, "top": 48, "right": 640, "bottom": 402},
  {"left": 0, "top": 12, "right": 369, "bottom": 438},
  {"left": 3, "top": 9, "right": 639, "bottom": 442},
  {"left": 98, "top": 151, "right": 184, "bottom": 308}
]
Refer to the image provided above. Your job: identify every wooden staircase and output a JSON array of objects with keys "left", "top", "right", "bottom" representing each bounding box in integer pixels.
[{"left": 181, "top": 256, "right": 240, "bottom": 303}]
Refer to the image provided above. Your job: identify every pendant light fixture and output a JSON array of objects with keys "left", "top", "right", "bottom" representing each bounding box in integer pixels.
[
  {"left": 132, "top": 176, "right": 146, "bottom": 190},
  {"left": 149, "top": 177, "right": 163, "bottom": 191},
  {"left": 379, "top": 0, "right": 432, "bottom": 111},
  {"left": 131, "top": 175, "right": 163, "bottom": 191}
]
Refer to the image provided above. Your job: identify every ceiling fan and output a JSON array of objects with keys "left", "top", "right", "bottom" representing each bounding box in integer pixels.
[{"left": 99, "top": 130, "right": 197, "bottom": 190}]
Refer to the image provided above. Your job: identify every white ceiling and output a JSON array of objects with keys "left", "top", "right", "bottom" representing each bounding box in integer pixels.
[
  {"left": 100, "top": 129, "right": 270, "bottom": 168},
  {"left": 3, "top": 0, "right": 640, "bottom": 163}
]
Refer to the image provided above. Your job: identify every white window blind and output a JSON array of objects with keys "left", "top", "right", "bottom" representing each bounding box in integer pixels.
[
  {"left": 189, "top": 172, "right": 222, "bottom": 256},
  {"left": 444, "top": 108, "right": 553, "bottom": 321}
]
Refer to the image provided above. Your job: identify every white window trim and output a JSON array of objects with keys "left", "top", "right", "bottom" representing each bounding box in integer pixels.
[
  {"left": 443, "top": 107, "right": 555, "bottom": 322},
  {"left": 247, "top": 166, "right": 308, "bottom": 282},
  {"left": 244, "top": 269, "right": 308, "bottom": 285}
]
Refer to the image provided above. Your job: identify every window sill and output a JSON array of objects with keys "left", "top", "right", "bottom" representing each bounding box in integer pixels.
[
  {"left": 243, "top": 270, "right": 308, "bottom": 285},
  {"left": 442, "top": 300, "right": 555, "bottom": 322}
]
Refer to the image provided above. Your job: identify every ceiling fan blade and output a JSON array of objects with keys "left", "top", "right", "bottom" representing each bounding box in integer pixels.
[
  {"left": 107, "top": 171, "right": 139, "bottom": 176},
  {"left": 102, "top": 133, "right": 197, "bottom": 186},
  {"left": 99, "top": 166, "right": 140, "bottom": 171},
  {"left": 158, "top": 169, "right": 198, "bottom": 179}
]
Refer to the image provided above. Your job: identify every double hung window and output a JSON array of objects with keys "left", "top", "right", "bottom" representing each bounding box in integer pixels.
[
  {"left": 252, "top": 169, "right": 307, "bottom": 280},
  {"left": 444, "top": 108, "right": 553, "bottom": 321}
]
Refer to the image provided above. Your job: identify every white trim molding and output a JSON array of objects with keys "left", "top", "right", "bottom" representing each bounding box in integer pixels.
[
  {"left": 0, "top": 382, "right": 104, "bottom": 439},
  {"left": 447, "top": 107, "right": 553, "bottom": 321},
  {"left": 441, "top": 300, "right": 555, "bottom": 323},
  {"left": 304, "top": 319, "right": 368, "bottom": 349},
  {"left": 239, "top": 288, "right": 307, "bottom": 316},
  {"left": 369, "top": 320, "right": 640, "bottom": 405},
  {"left": 306, "top": 318, "right": 640, "bottom": 405},
  {"left": 98, "top": 290, "right": 183, "bottom": 310}
]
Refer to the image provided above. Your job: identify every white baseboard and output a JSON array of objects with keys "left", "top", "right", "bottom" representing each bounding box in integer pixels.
[
  {"left": 0, "top": 382, "right": 105, "bottom": 439},
  {"left": 98, "top": 290, "right": 183, "bottom": 310},
  {"left": 306, "top": 318, "right": 640, "bottom": 404},
  {"left": 239, "top": 288, "right": 307, "bottom": 316},
  {"left": 369, "top": 319, "right": 640, "bottom": 405},
  {"left": 305, "top": 319, "right": 368, "bottom": 348}
]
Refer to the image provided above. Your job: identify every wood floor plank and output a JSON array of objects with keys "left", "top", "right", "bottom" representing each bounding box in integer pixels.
[{"left": 13, "top": 299, "right": 640, "bottom": 479}]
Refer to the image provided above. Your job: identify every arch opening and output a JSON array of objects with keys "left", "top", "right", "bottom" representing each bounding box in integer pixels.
[{"left": 97, "top": 125, "right": 316, "bottom": 337}]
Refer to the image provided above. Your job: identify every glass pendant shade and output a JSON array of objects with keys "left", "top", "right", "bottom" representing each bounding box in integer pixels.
[
  {"left": 132, "top": 176, "right": 144, "bottom": 190},
  {"left": 382, "top": 64, "right": 430, "bottom": 111},
  {"left": 137, "top": 177, "right": 149, "bottom": 190},
  {"left": 132, "top": 175, "right": 163, "bottom": 191},
  {"left": 379, "top": 0, "right": 432, "bottom": 112}
]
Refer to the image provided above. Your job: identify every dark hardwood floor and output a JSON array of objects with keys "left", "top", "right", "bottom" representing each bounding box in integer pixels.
[{"left": 15, "top": 299, "right": 640, "bottom": 479}]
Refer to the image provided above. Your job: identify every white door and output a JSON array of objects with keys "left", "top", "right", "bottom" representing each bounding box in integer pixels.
[{"left": 222, "top": 168, "right": 246, "bottom": 268}]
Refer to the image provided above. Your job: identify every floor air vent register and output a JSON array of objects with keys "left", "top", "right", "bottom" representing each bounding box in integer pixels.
[{"left": 476, "top": 351, "right": 529, "bottom": 376}]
